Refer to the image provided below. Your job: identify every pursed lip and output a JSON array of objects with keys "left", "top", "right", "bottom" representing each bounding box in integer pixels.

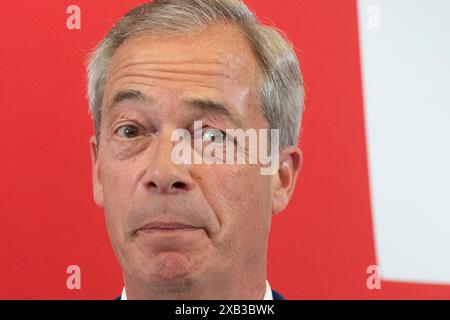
[{"left": 137, "top": 222, "right": 200, "bottom": 232}]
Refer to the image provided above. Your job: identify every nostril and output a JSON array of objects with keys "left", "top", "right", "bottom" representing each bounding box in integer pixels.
[
  {"left": 172, "top": 181, "right": 187, "bottom": 190},
  {"left": 146, "top": 180, "right": 189, "bottom": 192}
]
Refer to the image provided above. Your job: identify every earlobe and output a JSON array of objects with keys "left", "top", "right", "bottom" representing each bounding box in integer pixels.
[
  {"left": 89, "top": 135, "right": 104, "bottom": 208},
  {"left": 271, "top": 146, "right": 303, "bottom": 215}
]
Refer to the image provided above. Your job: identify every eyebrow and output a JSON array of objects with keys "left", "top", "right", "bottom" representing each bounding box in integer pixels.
[
  {"left": 107, "top": 89, "right": 150, "bottom": 114},
  {"left": 106, "top": 89, "right": 242, "bottom": 126}
]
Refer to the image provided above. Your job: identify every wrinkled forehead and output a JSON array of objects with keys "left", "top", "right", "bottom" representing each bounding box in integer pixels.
[{"left": 108, "top": 23, "right": 260, "bottom": 86}]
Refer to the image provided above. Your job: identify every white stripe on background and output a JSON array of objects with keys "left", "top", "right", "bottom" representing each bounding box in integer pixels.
[{"left": 358, "top": 0, "right": 450, "bottom": 284}]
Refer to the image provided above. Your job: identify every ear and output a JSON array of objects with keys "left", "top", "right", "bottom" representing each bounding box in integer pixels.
[
  {"left": 89, "top": 135, "right": 104, "bottom": 208},
  {"left": 271, "top": 145, "right": 303, "bottom": 215}
]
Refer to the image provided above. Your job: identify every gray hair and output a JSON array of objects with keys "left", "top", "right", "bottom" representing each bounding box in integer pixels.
[{"left": 87, "top": 0, "right": 304, "bottom": 149}]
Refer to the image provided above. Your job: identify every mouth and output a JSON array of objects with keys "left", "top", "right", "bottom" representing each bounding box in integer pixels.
[{"left": 137, "top": 222, "right": 201, "bottom": 233}]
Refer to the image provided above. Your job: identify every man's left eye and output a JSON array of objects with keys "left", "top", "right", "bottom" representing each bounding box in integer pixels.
[{"left": 202, "top": 127, "right": 225, "bottom": 143}]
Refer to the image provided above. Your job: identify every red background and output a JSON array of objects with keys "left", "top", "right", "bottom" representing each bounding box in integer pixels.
[{"left": 1, "top": 0, "right": 449, "bottom": 299}]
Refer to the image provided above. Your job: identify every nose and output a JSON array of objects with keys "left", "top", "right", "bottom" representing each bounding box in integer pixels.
[{"left": 142, "top": 131, "right": 194, "bottom": 194}]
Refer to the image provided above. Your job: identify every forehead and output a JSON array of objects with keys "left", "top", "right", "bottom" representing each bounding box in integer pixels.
[
  {"left": 102, "top": 23, "right": 264, "bottom": 128},
  {"left": 108, "top": 23, "right": 259, "bottom": 90}
]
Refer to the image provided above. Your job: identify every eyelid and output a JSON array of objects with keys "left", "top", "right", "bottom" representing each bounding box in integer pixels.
[
  {"left": 113, "top": 120, "right": 142, "bottom": 132},
  {"left": 202, "top": 126, "right": 225, "bottom": 133},
  {"left": 200, "top": 126, "right": 226, "bottom": 137}
]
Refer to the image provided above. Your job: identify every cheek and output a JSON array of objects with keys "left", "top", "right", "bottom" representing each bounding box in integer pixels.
[
  {"left": 100, "top": 156, "right": 139, "bottom": 228},
  {"left": 103, "top": 162, "right": 133, "bottom": 200},
  {"left": 199, "top": 164, "right": 272, "bottom": 234}
]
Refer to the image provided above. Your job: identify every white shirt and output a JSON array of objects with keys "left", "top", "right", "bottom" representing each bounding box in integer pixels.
[{"left": 121, "top": 280, "right": 273, "bottom": 300}]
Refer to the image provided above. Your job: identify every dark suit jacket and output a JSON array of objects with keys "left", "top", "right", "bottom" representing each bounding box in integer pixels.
[
  {"left": 271, "top": 289, "right": 285, "bottom": 300},
  {"left": 116, "top": 289, "right": 285, "bottom": 300}
]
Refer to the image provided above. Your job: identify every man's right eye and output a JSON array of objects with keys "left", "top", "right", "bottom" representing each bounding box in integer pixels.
[{"left": 115, "top": 124, "right": 142, "bottom": 139}]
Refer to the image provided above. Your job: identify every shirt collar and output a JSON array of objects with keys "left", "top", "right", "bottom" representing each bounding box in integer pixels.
[
  {"left": 262, "top": 280, "right": 273, "bottom": 300},
  {"left": 121, "top": 280, "right": 273, "bottom": 300}
]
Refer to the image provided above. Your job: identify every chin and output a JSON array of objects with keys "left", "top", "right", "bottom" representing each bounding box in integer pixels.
[
  {"left": 126, "top": 249, "right": 206, "bottom": 293},
  {"left": 133, "top": 251, "right": 196, "bottom": 291}
]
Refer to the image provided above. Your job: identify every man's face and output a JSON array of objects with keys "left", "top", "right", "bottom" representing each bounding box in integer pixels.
[{"left": 89, "top": 23, "right": 297, "bottom": 294}]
